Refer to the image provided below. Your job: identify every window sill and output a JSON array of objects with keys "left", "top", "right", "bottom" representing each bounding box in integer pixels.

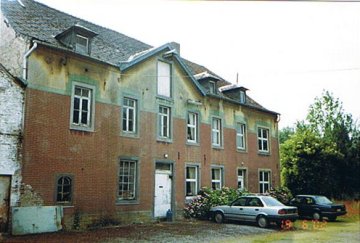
[
  {"left": 258, "top": 151, "right": 270, "bottom": 156},
  {"left": 212, "top": 145, "right": 224, "bottom": 150},
  {"left": 237, "top": 148, "right": 247, "bottom": 153},
  {"left": 116, "top": 200, "right": 139, "bottom": 206},
  {"left": 120, "top": 132, "right": 139, "bottom": 139},
  {"left": 70, "top": 125, "right": 94, "bottom": 133},
  {"left": 156, "top": 96, "right": 174, "bottom": 104},
  {"left": 157, "top": 138, "right": 173, "bottom": 144},
  {"left": 186, "top": 141, "right": 200, "bottom": 147}
]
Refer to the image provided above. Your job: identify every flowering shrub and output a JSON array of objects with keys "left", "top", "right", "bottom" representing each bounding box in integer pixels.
[
  {"left": 268, "top": 186, "right": 293, "bottom": 205},
  {"left": 184, "top": 187, "right": 243, "bottom": 219}
]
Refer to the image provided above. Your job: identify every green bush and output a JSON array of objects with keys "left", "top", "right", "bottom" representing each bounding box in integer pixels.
[
  {"left": 268, "top": 186, "right": 293, "bottom": 205},
  {"left": 184, "top": 187, "right": 243, "bottom": 219}
]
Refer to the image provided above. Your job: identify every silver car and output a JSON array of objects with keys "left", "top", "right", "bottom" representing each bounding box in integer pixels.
[{"left": 210, "top": 195, "right": 298, "bottom": 228}]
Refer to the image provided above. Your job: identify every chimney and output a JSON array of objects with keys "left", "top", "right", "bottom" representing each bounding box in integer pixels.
[{"left": 169, "top": 42, "right": 180, "bottom": 55}]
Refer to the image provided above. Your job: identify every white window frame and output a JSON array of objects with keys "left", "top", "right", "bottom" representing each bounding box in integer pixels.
[
  {"left": 212, "top": 117, "right": 222, "bottom": 147},
  {"left": 211, "top": 167, "right": 223, "bottom": 190},
  {"left": 236, "top": 123, "right": 246, "bottom": 150},
  {"left": 75, "top": 34, "right": 89, "bottom": 54},
  {"left": 70, "top": 82, "right": 95, "bottom": 132},
  {"left": 187, "top": 112, "right": 198, "bottom": 143},
  {"left": 118, "top": 160, "right": 137, "bottom": 201},
  {"left": 159, "top": 105, "right": 171, "bottom": 139},
  {"left": 122, "top": 97, "right": 137, "bottom": 134},
  {"left": 258, "top": 127, "right": 270, "bottom": 153},
  {"left": 157, "top": 61, "right": 171, "bottom": 98},
  {"left": 237, "top": 169, "right": 247, "bottom": 190},
  {"left": 259, "top": 170, "right": 271, "bottom": 194},
  {"left": 185, "top": 165, "right": 199, "bottom": 197}
]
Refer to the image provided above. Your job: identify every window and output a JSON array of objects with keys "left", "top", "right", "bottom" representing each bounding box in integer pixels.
[
  {"left": 259, "top": 170, "right": 271, "bottom": 193},
  {"left": 159, "top": 106, "right": 171, "bottom": 139},
  {"left": 211, "top": 167, "right": 223, "bottom": 190},
  {"left": 187, "top": 112, "right": 198, "bottom": 143},
  {"left": 75, "top": 34, "right": 89, "bottom": 54},
  {"left": 118, "top": 160, "right": 137, "bottom": 201},
  {"left": 56, "top": 176, "right": 72, "bottom": 203},
  {"left": 236, "top": 123, "right": 246, "bottom": 150},
  {"left": 186, "top": 165, "right": 199, "bottom": 197},
  {"left": 240, "top": 90, "right": 246, "bottom": 104},
  {"left": 237, "top": 169, "right": 246, "bottom": 190},
  {"left": 209, "top": 81, "right": 216, "bottom": 94},
  {"left": 122, "top": 97, "right": 137, "bottom": 133},
  {"left": 157, "top": 61, "right": 171, "bottom": 97},
  {"left": 70, "top": 83, "right": 94, "bottom": 131},
  {"left": 258, "top": 128, "right": 269, "bottom": 152},
  {"left": 212, "top": 118, "right": 222, "bottom": 147}
]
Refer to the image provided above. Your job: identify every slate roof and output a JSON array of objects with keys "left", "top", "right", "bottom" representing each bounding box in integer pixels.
[{"left": 1, "top": 0, "right": 278, "bottom": 115}]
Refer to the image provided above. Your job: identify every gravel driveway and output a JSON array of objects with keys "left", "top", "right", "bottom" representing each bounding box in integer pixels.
[{"left": 3, "top": 220, "right": 275, "bottom": 243}]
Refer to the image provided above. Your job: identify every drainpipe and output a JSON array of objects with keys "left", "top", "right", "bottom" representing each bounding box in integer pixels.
[{"left": 22, "top": 42, "right": 38, "bottom": 80}]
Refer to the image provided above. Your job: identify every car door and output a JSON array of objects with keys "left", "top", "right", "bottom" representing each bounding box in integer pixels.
[
  {"left": 245, "top": 197, "right": 264, "bottom": 222},
  {"left": 290, "top": 196, "right": 305, "bottom": 216},
  {"left": 226, "top": 197, "right": 247, "bottom": 220},
  {"left": 302, "top": 197, "right": 316, "bottom": 217}
]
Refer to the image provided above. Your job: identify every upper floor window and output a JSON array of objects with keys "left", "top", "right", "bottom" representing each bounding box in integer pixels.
[
  {"left": 211, "top": 167, "right": 223, "bottom": 190},
  {"left": 240, "top": 90, "right": 246, "bottom": 104},
  {"left": 159, "top": 105, "right": 171, "bottom": 139},
  {"left": 118, "top": 160, "right": 137, "bottom": 201},
  {"left": 212, "top": 118, "right": 222, "bottom": 147},
  {"left": 186, "top": 165, "right": 199, "bottom": 197},
  {"left": 122, "top": 97, "right": 137, "bottom": 134},
  {"left": 258, "top": 128, "right": 269, "bottom": 153},
  {"left": 70, "top": 83, "right": 95, "bottom": 131},
  {"left": 75, "top": 34, "right": 89, "bottom": 54},
  {"left": 187, "top": 112, "right": 198, "bottom": 143},
  {"left": 259, "top": 170, "right": 271, "bottom": 193},
  {"left": 236, "top": 123, "right": 246, "bottom": 150},
  {"left": 157, "top": 61, "right": 171, "bottom": 97},
  {"left": 56, "top": 175, "right": 72, "bottom": 204}
]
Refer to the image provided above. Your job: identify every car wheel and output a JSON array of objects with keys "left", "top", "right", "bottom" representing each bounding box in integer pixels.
[
  {"left": 312, "top": 212, "right": 322, "bottom": 220},
  {"left": 328, "top": 216, "right": 337, "bottom": 222},
  {"left": 257, "top": 215, "right": 269, "bottom": 228},
  {"left": 214, "top": 212, "right": 224, "bottom": 224}
]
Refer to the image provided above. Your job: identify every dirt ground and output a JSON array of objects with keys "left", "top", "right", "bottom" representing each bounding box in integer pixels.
[{"left": 2, "top": 220, "right": 274, "bottom": 243}]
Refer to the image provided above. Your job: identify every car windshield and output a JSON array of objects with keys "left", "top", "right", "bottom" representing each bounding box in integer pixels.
[
  {"left": 261, "top": 197, "right": 284, "bottom": 207},
  {"left": 315, "top": 196, "right": 332, "bottom": 204}
]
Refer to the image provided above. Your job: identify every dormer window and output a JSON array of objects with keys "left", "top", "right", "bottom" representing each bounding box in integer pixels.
[
  {"left": 209, "top": 81, "right": 216, "bottom": 94},
  {"left": 75, "top": 34, "right": 89, "bottom": 54},
  {"left": 55, "top": 24, "right": 97, "bottom": 55},
  {"left": 240, "top": 90, "right": 246, "bottom": 104}
]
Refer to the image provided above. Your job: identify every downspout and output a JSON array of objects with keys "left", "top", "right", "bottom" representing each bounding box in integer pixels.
[{"left": 22, "top": 42, "right": 38, "bottom": 80}]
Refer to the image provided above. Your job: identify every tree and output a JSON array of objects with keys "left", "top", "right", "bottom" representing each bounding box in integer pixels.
[
  {"left": 281, "top": 91, "right": 359, "bottom": 199},
  {"left": 279, "top": 126, "right": 295, "bottom": 144}
]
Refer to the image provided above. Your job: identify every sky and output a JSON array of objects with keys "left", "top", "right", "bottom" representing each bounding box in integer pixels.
[{"left": 36, "top": 0, "right": 360, "bottom": 129}]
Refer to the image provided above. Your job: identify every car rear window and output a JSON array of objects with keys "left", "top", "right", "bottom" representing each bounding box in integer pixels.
[{"left": 262, "top": 197, "right": 284, "bottom": 207}]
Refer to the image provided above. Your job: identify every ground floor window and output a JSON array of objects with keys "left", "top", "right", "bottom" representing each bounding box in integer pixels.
[
  {"left": 211, "top": 167, "right": 223, "bottom": 190},
  {"left": 118, "top": 160, "right": 137, "bottom": 201},
  {"left": 259, "top": 170, "right": 271, "bottom": 193},
  {"left": 186, "top": 165, "right": 199, "bottom": 197},
  {"left": 237, "top": 169, "right": 247, "bottom": 190},
  {"left": 56, "top": 175, "right": 72, "bottom": 203}
]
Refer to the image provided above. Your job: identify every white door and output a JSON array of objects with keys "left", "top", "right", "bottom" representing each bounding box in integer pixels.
[
  {"left": 154, "top": 171, "right": 172, "bottom": 218},
  {"left": 0, "top": 175, "right": 11, "bottom": 232}
]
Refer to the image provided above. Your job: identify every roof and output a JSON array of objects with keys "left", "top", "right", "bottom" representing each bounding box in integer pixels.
[
  {"left": 0, "top": 63, "right": 27, "bottom": 87},
  {"left": 1, "top": 0, "right": 278, "bottom": 116}
]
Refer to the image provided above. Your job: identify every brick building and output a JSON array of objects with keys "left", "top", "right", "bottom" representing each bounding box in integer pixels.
[{"left": 1, "top": 0, "right": 280, "bottom": 227}]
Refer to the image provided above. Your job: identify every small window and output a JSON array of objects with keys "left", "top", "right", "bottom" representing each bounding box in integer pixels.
[
  {"left": 212, "top": 118, "right": 222, "bottom": 147},
  {"left": 75, "top": 34, "right": 89, "bottom": 54},
  {"left": 237, "top": 169, "right": 246, "bottom": 190},
  {"left": 236, "top": 123, "right": 246, "bottom": 150},
  {"left": 259, "top": 170, "right": 271, "bottom": 193},
  {"left": 240, "top": 90, "right": 246, "bottom": 104},
  {"left": 209, "top": 81, "right": 216, "bottom": 94},
  {"left": 186, "top": 165, "right": 199, "bottom": 197},
  {"left": 118, "top": 160, "right": 137, "bottom": 201},
  {"left": 187, "top": 112, "right": 198, "bottom": 143},
  {"left": 70, "top": 83, "right": 95, "bottom": 131},
  {"left": 157, "top": 61, "right": 171, "bottom": 97},
  {"left": 258, "top": 128, "right": 269, "bottom": 153},
  {"left": 122, "top": 97, "right": 137, "bottom": 134},
  {"left": 158, "top": 106, "right": 171, "bottom": 139},
  {"left": 211, "top": 167, "right": 223, "bottom": 190},
  {"left": 56, "top": 176, "right": 72, "bottom": 203}
]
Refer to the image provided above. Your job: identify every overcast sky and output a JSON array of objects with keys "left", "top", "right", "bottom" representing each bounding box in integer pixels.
[{"left": 36, "top": 0, "right": 360, "bottom": 128}]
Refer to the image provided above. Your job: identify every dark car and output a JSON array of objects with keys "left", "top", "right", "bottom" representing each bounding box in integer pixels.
[{"left": 289, "top": 195, "right": 346, "bottom": 221}]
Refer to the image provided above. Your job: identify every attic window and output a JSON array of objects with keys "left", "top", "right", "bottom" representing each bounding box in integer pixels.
[
  {"left": 209, "top": 81, "right": 216, "bottom": 94},
  {"left": 240, "top": 90, "right": 246, "bottom": 104},
  {"left": 75, "top": 35, "right": 89, "bottom": 54}
]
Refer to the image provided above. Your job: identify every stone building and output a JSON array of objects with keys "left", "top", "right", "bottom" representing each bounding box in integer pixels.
[{"left": 1, "top": 0, "right": 280, "bottom": 228}]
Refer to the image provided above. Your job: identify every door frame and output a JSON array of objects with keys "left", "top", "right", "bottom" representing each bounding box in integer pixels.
[
  {"left": 0, "top": 175, "right": 12, "bottom": 233},
  {"left": 153, "top": 160, "right": 175, "bottom": 219}
]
